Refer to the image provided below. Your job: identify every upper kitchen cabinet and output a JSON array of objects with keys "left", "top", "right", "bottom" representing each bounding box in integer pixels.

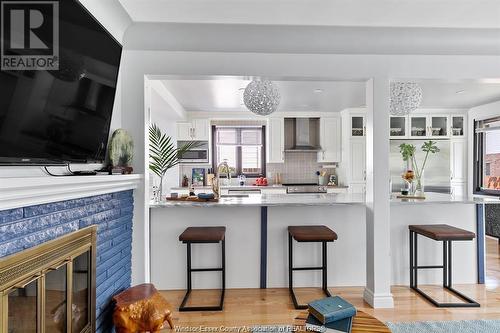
[
  {"left": 428, "top": 115, "right": 449, "bottom": 138},
  {"left": 409, "top": 115, "right": 428, "bottom": 138},
  {"left": 318, "top": 117, "right": 341, "bottom": 162},
  {"left": 267, "top": 118, "right": 285, "bottom": 163},
  {"left": 176, "top": 119, "right": 210, "bottom": 141},
  {"left": 350, "top": 115, "right": 365, "bottom": 137},
  {"left": 390, "top": 116, "right": 408, "bottom": 138},
  {"left": 451, "top": 115, "right": 466, "bottom": 137}
]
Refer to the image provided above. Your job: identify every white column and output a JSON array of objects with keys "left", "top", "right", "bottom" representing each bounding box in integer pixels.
[{"left": 364, "top": 78, "right": 394, "bottom": 308}]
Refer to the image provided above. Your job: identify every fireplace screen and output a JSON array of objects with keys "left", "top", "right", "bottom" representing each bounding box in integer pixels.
[{"left": 0, "top": 227, "right": 96, "bottom": 333}]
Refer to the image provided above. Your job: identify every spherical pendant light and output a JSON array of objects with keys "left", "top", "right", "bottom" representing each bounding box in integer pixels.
[
  {"left": 243, "top": 80, "right": 280, "bottom": 116},
  {"left": 390, "top": 82, "right": 423, "bottom": 116}
]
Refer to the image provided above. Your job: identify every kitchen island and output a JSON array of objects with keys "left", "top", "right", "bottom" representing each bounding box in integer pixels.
[{"left": 150, "top": 192, "right": 488, "bottom": 291}]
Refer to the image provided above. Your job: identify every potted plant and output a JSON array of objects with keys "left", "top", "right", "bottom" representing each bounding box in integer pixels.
[
  {"left": 399, "top": 140, "right": 440, "bottom": 196},
  {"left": 149, "top": 124, "right": 198, "bottom": 201}
]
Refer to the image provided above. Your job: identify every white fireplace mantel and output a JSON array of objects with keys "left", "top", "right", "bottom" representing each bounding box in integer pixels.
[{"left": 0, "top": 174, "right": 143, "bottom": 210}]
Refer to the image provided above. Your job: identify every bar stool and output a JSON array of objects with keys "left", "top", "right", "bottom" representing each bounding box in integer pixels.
[
  {"left": 288, "top": 225, "right": 337, "bottom": 309},
  {"left": 178, "top": 226, "right": 226, "bottom": 311},
  {"left": 409, "top": 224, "right": 479, "bottom": 307}
]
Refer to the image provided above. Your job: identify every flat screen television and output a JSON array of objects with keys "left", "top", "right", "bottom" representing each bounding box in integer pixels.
[{"left": 0, "top": 0, "right": 122, "bottom": 165}]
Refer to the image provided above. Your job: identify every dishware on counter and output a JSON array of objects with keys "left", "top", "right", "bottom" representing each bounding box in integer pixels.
[
  {"left": 328, "top": 174, "right": 338, "bottom": 186},
  {"left": 238, "top": 175, "right": 246, "bottom": 186}
]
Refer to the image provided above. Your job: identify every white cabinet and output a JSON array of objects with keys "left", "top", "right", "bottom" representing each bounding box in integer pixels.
[
  {"left": 318, "top": 117, "right": 341, "bottom": 163},
  {"left": 176, "top": 119, "right": 210, "bottom": 141},
  {"left": 177, "top": 122, "right": 193, "bottom": 141},
  {"left": 450, "top": 138, "right": 466, "bottom": 183},
  {"left": 390, "top": 116, "right": 408, "bottom": 138},
  {"left": 349, "top": 183, "right": 366, "bottom": 194},
  {"left": 451, "top": 115, "right": 466, "bottom": 137},
  {"left": 350, "top": 115, "right": 365, "bottom": 137},
  {"left": 326, "top": 187, "right": 348, "bottom": 194},
  {"left": 428, "top": 115, "right": 449, "bottom": 138},
  {"left": 261, "top": 187, "right": 287, "bottom": 195},
  {"left": 267, "top": 118, "right": 284, "bottom": 163},
  {"left": 350, "top": 138, "right": 366, "bottom": 183},
  {"left": 192, "top": 119, "right": 210, "bottom": 140}
]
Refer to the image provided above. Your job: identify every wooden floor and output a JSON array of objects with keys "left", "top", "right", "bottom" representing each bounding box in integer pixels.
[{"left": 160, "top": 237, "right": 500, "bottom": 327}]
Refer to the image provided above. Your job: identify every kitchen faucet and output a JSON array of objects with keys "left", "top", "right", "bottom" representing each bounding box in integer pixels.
[{"left": 213, "top": 160, "right": 231, "bottom": 198}]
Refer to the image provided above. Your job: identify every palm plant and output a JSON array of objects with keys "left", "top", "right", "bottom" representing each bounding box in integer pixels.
[{"left": 149, "top": 124, "right": 199, "bottom": 199}]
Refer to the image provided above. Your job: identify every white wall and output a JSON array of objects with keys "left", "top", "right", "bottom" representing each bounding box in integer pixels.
[{"left": 467, "top": 99, "right": 500, "bottom": 195}]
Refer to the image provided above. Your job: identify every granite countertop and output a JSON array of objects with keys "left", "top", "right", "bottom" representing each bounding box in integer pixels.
[
  {"left": 390, "top": 192, "right": 500, "bottom": 205},
  {"left": 150, "top": 193, "right": 365, "bottom": 208}
]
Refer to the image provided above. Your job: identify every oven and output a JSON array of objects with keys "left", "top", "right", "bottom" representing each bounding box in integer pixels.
[{"left": 178, "top": 141, "right": 209, "bottom": 163}]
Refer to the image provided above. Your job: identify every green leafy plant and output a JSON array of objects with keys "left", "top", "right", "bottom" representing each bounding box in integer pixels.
[
  {"left": 399, "top": 140, "right": 440, "bottom": 193},
  {"left": 149, "top": 124, "right": 199, "bottom": 197}
]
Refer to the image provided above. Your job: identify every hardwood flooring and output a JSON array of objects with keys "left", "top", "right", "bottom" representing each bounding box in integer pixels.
[{"left": 160, "top": 236, "right": 500, "bottom": 327}]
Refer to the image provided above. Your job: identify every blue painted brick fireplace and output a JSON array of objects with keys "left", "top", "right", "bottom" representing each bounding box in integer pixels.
[{"left": 0, "top": 190, "right": 134, "bottom": 333}]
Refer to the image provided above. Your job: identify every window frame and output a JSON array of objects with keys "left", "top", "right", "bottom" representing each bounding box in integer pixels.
[
  {"left": 212, "top": 125, "right": 266, "bottom": 178},
  {"left": 473, "top": 118, "right": 500, "bottom": 197}
]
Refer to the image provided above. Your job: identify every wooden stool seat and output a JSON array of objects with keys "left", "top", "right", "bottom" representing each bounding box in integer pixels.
[
  {"left": 288, "top": 225, "right": 338, "bottom": 242},
  {"left": 409, "top": 224, "right": 475, "bottom": 241},
  {"left": 113, "top": 283, "right": 173, "bottom": 333},
  {"left": 179, "top": 226, "right": 226, "bottom": 242}
]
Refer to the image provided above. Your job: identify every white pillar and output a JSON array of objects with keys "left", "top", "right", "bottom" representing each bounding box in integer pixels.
[{"left": 364, "top": 78, "right": 394, "bottom": 308}]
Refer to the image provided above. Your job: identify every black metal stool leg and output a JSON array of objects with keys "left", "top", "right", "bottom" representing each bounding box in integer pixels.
[
  {"left": 179, "top": 240, "right": 225, "bottom": 311},
  {"left": 410, "top": 233, "right": 479, "bottom": 308},
  {"left": 289, "top": 236, "right": 332, "bottom": 309}
]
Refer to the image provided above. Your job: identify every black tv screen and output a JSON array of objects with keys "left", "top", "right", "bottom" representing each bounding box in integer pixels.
[{"left": 0, "top": 0, "right": 122, "bottom": 164}]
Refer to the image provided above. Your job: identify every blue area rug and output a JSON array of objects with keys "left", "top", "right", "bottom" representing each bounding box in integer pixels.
[{"left": 386, "top": 320, "right": 500, "bottom": 333}]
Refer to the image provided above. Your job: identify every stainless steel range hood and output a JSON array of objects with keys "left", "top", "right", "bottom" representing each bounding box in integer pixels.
[{"left": 284, "top": 118, "right": 321, "bottom": 152}]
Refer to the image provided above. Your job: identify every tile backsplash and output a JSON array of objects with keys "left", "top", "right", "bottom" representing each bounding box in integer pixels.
[
  {"left": 178, "top": 152, "right": 336, "bottom": 186},
  {"left": 267, "top": 152, "right": 325, "bottom": 184}
]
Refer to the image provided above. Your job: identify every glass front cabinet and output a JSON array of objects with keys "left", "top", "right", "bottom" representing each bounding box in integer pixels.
[
  {"left": 390, "top": 116, "right": 408, "bottom": 138},
  {"left": 451, "top": 115, "right": 465, "bottom": 137},
  {"left": 350, "top": 115, "right": 365, "bottom": 137},
  {"left": 393, "top": 114, "right": 463, "bottom": 139},
  {"left": 428, "top": 115, "right": 449, "bottom": 138}
]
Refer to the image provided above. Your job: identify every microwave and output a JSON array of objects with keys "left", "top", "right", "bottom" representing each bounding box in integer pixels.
[{"left": 178, "top": 141, "right": 209, "bottom": 163}]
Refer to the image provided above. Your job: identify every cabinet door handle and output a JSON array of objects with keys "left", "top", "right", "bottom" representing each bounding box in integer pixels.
[{"left": 363, "top": 126, "right": 366, "bottom": 136}]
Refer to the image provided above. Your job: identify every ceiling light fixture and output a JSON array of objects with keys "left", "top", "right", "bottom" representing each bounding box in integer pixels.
[
  {"left": 455, "top": 90, "right": 466, "bottom": 94},
  {"left": 390, "top": 82, "right": 423, "bottom": 116},
  {"left": 314, "top": 89, "right": 323, "bottom": 93},
  {"left": 243, "top": 80, "right": 280, "bottom": 116}
]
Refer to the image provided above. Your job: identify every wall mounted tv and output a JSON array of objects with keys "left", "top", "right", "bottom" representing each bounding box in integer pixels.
[{"left": 0, "top": 0, "right": 122, "bottom": 165}]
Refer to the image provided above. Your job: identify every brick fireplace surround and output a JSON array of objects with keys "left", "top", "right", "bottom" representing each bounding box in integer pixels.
[{"left": 0, "top": 190, "right": 134, "bottom": 333}]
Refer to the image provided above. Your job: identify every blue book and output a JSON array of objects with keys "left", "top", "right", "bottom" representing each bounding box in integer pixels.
[
  {"left": 305, "top": 314, "right": 353, "bottom": 333},
  {"left": 308, "top": 296, "right": 357, "bottom": 324}
]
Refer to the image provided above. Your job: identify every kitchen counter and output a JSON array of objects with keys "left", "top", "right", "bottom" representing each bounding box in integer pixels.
[
  {"left": 170, "top": 185, "right": 348, "bottom": 191},
  {"left": 390, "top": 192, "right": 500, "bottom": 205},
  {"left": 150, "top": 193, "right": 364, "bottom": 208}
]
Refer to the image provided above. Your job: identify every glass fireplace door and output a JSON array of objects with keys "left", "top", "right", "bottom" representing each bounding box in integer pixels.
[
  {"left": 7, "top": 278, "right": 39, "bottom": 333},
  {"left": 72, "top": 251, "right": 90, "bottom": 333},
  {"left": 45, "top": 263, "right": 68, "bottom": 332}
]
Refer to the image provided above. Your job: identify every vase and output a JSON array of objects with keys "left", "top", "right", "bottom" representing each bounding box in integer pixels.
[{"left": 414, "top": 173, "right": 424, "bottom": 196}]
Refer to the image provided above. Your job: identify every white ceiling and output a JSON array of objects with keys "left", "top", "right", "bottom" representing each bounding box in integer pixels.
[
  {"left": 161, "top": 79, "right": 366, "bottom": 113},
  {"left": 160, "top": 78, "right": 500, "bottom": 113},
  {"left": 118, "top": 0, "right": 500, "bottom": 28}
]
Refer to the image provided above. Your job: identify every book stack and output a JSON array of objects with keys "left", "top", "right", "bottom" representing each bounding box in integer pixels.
[{"left": 305, "top": 296, "right": 357, "bottom": 333}]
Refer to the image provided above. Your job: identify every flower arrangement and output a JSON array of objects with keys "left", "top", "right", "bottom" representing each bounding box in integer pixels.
[{"left": 399, "top": 140, "right": 440, "bottom": 195}]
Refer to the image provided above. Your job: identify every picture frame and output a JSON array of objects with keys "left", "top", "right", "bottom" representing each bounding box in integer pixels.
[{"left": 192, "top": 168, "right": 206, "bottom": 187}]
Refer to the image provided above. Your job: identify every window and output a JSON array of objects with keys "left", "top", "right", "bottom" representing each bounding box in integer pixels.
[
  {"left": 213, "top": 126, "right": 266, "bottom": 177},
  {"left": 474, "top": 117, "right": 500, "bottom": 195}
]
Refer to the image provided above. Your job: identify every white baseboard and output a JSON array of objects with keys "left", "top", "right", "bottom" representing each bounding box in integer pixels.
[{"left": 363, "top": 287, "right": 394, "bottom": 308}]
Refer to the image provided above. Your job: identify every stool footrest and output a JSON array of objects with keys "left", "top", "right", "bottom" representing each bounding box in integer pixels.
[
  {"left": 292, "top": 266, "right": 324, "bottom": 271},
  {"left": 190, "top": 268, "right": 223, "bottom": 272},
  {"left": 413, "top": 265, "right": 444, "bottom": 269}
]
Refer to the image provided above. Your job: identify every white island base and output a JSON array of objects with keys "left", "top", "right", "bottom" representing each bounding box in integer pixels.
[{"left": 150, "top": 193, "right": 479, "bottom": 292}]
